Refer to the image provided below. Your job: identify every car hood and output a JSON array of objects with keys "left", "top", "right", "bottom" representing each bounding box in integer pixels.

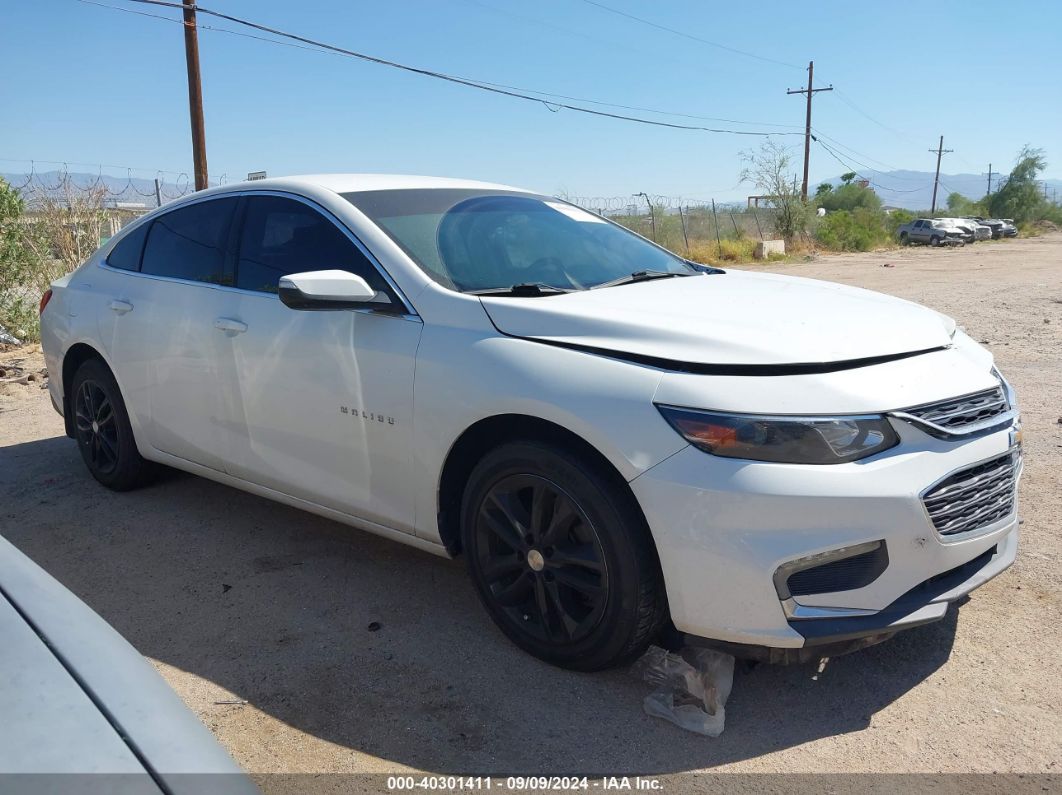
[{"left": 479, "top": 270, "right": 954, "bottom": 367}]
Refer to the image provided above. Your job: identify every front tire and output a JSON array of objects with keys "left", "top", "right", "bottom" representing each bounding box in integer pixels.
[
  {"left": 70, "top": 359, "right": 155, "bottom": 491},
  {"left": 930, "top": 235, "right": 941, "bottom": 247},
  {"left": 460, "top": 441, "right": 666, "bottom": 671}
]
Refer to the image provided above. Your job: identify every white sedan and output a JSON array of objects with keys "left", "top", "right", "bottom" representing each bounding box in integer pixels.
[{"left": 40, "top": 175, "right": 1021, "bottom": 669}]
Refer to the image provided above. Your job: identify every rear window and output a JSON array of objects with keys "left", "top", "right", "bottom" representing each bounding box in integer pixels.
[
  {"left": 141, "top": 198, "right": 239, "bottom": 285},
  {"left": 106, "top": 223, "right": 149, "bottom": 271}
]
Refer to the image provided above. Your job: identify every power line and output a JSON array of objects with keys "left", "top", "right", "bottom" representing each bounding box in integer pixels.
[
  {"left": 575, "top": 0, "right": 803, "bottom": 69},
  {"left": 101, "top": 0, "right": 802, "bottom": 137},
  {"left": 832, "top": 89, "right": 916, "bottom": 143},
  {"left": 810, "top": 130, "right": 926, "bottom": 180},
  {"left": 459, "top": 0, "right": 748, "bottom": 81},
  {"left": 812, "top": 138, "right": 924, "bottom": 195},
  {"left": 831, "top": 88, "right": 983, "bottom": 176}
]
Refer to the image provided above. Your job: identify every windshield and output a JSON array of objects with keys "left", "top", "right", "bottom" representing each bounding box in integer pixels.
[{"left": 342, "top": 188, "right": 694, "bottom": 292}]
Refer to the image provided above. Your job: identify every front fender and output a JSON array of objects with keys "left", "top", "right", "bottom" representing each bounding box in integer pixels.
[{"left": 410, "top": 328, "right": 686, "bottom": 544}]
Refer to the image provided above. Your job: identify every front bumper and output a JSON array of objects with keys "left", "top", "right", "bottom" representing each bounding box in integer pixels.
[{"left": 630, "top": 420, "right": 1020, "bottom": 651}]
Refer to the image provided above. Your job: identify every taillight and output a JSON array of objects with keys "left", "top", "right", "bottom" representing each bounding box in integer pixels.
[{"left": 39, "top": 289, "right": 53, "bottom": 316}]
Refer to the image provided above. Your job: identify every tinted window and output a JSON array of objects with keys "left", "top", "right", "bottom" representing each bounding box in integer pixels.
[
  {"left": 141, "top": 198, "right": 238, "bottom": 285},
  {"left": 236, "top": 196, "right": 388, "bottom": 295},
  {"left": 343, "top": 189, "right": 692, "bottom": 293},
  {"left": 106, "top": 222, "right": 148, "bottom": 271}
]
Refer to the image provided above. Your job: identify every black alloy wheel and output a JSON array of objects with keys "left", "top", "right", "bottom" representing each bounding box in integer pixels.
[
  {"left": 74, "top": 379, "right": 120, "bottom": 475},
  {"left": 473, "top": 474, "right": 609, "bottom": 645},
  {"left": 70, "top": 359, "right": 155, "bottom": 491},
  {"left": 461, "top": 441, "right": 667, "bottom": 670}
]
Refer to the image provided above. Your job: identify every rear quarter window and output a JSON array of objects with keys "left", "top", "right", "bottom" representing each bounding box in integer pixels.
[{"left": 105, "top": 222, "right": 149, "bottom": 271}]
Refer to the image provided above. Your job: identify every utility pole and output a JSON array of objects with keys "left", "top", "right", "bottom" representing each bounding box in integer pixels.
[
  {"left": 929, "top": 135, "right": 953, "bottom": 214},
  {"left": 787, "top": 61, "right": 833, "bottom": 201},
  {"left": 634, "top": 192, "right": 655, "bottom": 241},
  {"left": 985, "top": 163, "right": 993, "bottom": 198},
  {"left": 154, "top": 177, "right": 162, "bottom": 207},
  {"left": 182, "top": 0, "right": 209, "bottom": 191}
]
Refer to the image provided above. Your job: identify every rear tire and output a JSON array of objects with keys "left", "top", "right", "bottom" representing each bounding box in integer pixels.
[
  {"left": 70, "top": 359, "right": 156, "bottom": 491},
  {"left": 460, "top": 441, "right": 667, "bottom": 671},
  {"left": 899, "top": 232, "right": 909, "bottom": 246}
]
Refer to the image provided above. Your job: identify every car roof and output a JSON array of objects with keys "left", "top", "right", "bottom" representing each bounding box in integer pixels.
[{"left": 207, "top": 173, "right": 529, "bottom": 195}]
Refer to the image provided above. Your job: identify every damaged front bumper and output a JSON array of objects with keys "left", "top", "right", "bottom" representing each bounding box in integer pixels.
[
  {"left": 631, "top": 413, "right": 1020, "bottom": 662},
  {"left": 672, "top": 528, "right": 1017, "bottom": 664}
]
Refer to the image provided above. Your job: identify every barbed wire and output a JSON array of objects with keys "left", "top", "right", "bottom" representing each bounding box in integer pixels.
[
  {"left": 1, "top": 161, "right": 214, "bottom": 208},
  {"left": 562, "top": 195, "right": 759, "bottom": 212}
]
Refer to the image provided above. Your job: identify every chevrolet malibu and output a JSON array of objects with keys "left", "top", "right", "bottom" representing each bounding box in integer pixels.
[{"left": 39, "top": 175, "right": 1022, "bottom": 669}]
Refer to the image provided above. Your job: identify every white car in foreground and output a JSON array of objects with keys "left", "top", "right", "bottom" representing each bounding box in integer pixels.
[{"left": 40, "top": 175, "right": 1021, "bottom": 669}]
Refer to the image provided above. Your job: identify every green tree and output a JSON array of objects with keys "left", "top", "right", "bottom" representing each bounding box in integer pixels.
[
  {"left": 818, "top": 182, "right": 882, "bottom": 213},
  {"left": 988, "top": 146, "right": 1049, "bottom": 224},
  {"left": 740, "top": 141, "right": 810, "bottom": 240},
  {"left": 945, "top": 192, "right": 984, "bottom": 216}
]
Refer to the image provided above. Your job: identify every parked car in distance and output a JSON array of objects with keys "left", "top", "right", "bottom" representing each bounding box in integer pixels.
[
  {"left": 40, "top": 175, "right": 1021, "bottom": 669},
  {"left": 897, "top": 218, "right": 967, "bottom": 246},
  {"left": 971, "top": 217, "right": 1018, "bottom": 239},
  {"left": 944, "top": 217, "right": 991, "bottom": 242},
  {"left": 0, "top": 535, "right": 257, "bottom": 792}
]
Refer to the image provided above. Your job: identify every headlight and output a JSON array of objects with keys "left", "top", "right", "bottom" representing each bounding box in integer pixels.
[{"left": 656, "top": 405, "right": 899, "bottom": 464}]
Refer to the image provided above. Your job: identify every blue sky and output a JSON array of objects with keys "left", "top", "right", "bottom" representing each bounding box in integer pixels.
[{"left": 3, "top": 0, "right": 1060, "bottom": 202}]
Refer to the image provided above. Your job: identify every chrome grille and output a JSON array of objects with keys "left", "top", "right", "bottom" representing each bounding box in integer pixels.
[
  {"left": 922, "top": 451, "right": 1019, "bottom": 536},
  {"left": 903, "top": 387, "right": 1008, "bottom": 431}
]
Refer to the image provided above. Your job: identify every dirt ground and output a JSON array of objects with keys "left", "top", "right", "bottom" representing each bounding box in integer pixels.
[{"left": 1, "top": 235, "right": 1060, "bottom": 786}]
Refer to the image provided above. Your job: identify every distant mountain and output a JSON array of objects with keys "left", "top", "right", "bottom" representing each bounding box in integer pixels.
[{"left": 821, "top": 170, "right": 1062, "bottom": 211}]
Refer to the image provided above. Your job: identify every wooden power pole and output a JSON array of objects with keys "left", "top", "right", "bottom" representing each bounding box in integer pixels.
[
  {"left": 787, "top": 61, "right": 832, "bottom": 201},
  {"left": 182, "top": 0, "right": 209, "bottom": 191},
  {"left": 929, "top": 135, "right": 953, "bottom": 214},
  {"left": 985, "top": 163, "right": 993, "bottom": 198}
]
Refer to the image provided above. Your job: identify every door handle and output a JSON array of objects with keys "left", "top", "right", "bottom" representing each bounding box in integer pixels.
[
  {"left": 214, "top": 317, "right": 248, "bottom": 335},
  {"left": 109, "top": 300, "right": 133, "bottom": 315}
]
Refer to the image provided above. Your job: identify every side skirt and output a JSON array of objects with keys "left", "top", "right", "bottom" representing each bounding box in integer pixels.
[{"left": 145, "top": 449, "right": 453, "bottom": 559}]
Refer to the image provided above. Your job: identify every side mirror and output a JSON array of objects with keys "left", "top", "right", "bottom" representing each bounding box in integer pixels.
[{"left": 278, "top": 270, "right": 389, "bottom": 310}]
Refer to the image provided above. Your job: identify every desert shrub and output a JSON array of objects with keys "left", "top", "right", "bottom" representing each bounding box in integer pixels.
[
  {"left": 0, "top": 178, "right": 108, "bottom": 341},
  {"left": 885, "top": 209, "right": 915, "bottom": 236},
  {"left": 815, "top": 207, "right": 889, "bottom": 252},
  {"left": 0, "top": 179, "right": 44, "bottom": 341}
]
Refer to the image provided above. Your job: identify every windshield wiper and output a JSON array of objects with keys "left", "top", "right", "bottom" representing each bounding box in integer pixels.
[
  {"left": 592, "top": 270, "right": 695, "bottom": 290},
  {"left": 469, "top": 282, "right": 573, "bottom": 297}
]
